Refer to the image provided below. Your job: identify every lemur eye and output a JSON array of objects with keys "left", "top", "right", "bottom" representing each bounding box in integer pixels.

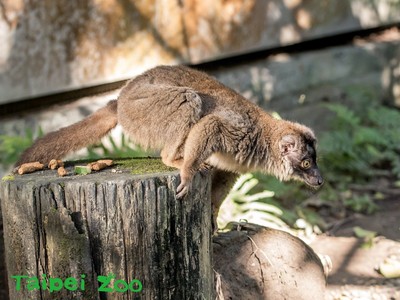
[{"left": 300, "top": 159, "right": 311, "bottom": 169}]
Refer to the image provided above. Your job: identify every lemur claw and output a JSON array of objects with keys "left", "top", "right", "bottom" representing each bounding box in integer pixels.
[{"left": 176, "top": 181, "right": 189, "bottom": 199}]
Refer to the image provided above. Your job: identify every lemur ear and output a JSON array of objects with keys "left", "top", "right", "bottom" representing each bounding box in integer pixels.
[{"left": 279, "top": 135, "right": 297, "bottom": 156}]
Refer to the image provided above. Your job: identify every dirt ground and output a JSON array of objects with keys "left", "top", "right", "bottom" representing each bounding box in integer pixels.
[{"left": 311, "top": 197, "right": 400, "bottom": 300}]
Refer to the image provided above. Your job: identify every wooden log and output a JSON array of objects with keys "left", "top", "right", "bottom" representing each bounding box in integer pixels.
[
  {"left": 213, "top": 222, "right": 327, "bottom": 300},
  {"left": 0, "top": 159, "right": 213, "bottom": 300}
]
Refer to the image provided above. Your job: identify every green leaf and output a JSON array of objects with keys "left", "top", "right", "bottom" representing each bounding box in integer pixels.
[
  {"left": 74, "top": 166, "right": 92, "bottom": 175},
  {"left": 241, "top": 202, "right": 283, "bottom": 216},
  {"left": 353, "top": 226, "right": 377, "bottom": 249},
  {"left": 1, "top": 175, "right": 15, "bottom": 181},
  {"left": 353, "top": 226, "right": 377, "bottom": 239}
]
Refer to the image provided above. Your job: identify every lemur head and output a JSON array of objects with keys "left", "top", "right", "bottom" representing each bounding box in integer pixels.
[{"left": 277, "top": 124, "right": 323, "bottom": 188}]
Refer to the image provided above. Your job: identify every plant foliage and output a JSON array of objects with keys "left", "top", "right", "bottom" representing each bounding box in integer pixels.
[
  {"left": 218, "top": 174, "right": 297, "bottom": 230},
  {"left": 0, "top": 128, "right": 42, "bottom": 168},
  {"left": 320, "top": 103, "right": 400, "bottom": 181},
  {"left": 312, "top": 100, "right": 400, "bottom": 215},
  {"left": 86, "top": 133, "right": 151, "bottom": 159}
]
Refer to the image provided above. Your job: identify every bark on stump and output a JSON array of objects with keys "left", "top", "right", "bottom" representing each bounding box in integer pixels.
[{"left": 0, "top": 162, "right": 213, "bottom": 300}]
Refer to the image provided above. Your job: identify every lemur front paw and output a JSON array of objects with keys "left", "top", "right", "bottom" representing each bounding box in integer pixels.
[{"left": 176, "top": 176, "right": 191, "bottom": 199}]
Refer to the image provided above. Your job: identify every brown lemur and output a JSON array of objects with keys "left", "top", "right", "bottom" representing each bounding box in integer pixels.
[{"left": 17, "top": 65, "right": 323, "bottom": 226}]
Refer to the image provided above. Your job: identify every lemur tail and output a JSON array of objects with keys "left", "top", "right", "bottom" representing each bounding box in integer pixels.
[{"left": 16, "top": 100, "right": 118, "bottom": 166}]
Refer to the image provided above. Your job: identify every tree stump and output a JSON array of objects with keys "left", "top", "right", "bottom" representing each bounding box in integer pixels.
[
  {"left": 0, "top": 160, "right": 213, "bottom": 300},
  {"left": 213, "top": 222, "right": 327, "bottom": 300}
]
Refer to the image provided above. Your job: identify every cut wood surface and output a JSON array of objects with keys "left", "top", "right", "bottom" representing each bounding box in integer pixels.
[{"left": 0, "top": 160, "right": 213, "bottom": 300}]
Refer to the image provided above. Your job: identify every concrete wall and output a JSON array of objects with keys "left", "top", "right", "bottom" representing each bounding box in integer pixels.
[
  {"left": 213, "top": 37, "right": 400, "bottom": 132},
  {"left": 1, "top": 0, "right": 399, "bottom": 104}
]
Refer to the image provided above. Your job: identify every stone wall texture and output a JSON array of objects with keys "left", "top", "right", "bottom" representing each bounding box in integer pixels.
[
  {"left": 1, "top": 0, "right": 399, "bottom": 104},
  {"left": 213, "top": 37, "right": 400, "bottom": 131}
]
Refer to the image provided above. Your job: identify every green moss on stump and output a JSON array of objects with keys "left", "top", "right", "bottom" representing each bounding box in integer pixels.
[{"left": 115, "top": 158, "right": 177, "bottom": 175}]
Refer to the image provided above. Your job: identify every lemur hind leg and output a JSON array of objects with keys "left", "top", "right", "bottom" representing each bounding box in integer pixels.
[
  {"left": 210, "top": 169, "right": 239, "bottom": 232},
  {"left": 118, "top": 83, "right": 203, "bottom": 154}
]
